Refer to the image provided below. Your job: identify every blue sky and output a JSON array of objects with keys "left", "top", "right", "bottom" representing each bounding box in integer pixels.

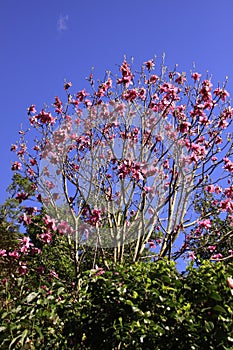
[{"left": 1, "top": 0, "right": 233, "bottom": 202}]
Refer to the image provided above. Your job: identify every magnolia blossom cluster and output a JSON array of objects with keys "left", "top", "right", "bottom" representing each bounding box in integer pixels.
[
  {"left": 10, "top": 57, "right": 233, "bottom": 261},
  {"left": 184, "top": 176, "right": 233, "bottom": 260},
  {"left": 0, "top": 208, "right": 76, "bottom": 282},
  {"left": 0, "top": 235, "right": 41, "bottom": 277}
]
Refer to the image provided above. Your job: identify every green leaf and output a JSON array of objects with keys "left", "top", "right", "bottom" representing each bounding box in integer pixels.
[
  {"left": 162, "top": 276, "right": 171, "bottom": 283},
  {"left": 213, "top": 305, "right": 226, "bottom": 313},
  {"left": 57, "top": 287, "right": 65, "bottom": 294},
  {"left": 125, "top": 299, "right": 134, "bottom": 307},
  {"left": 19, "top": 329, "right": 28, "bottom": 345},
  {"left": 210, "top": 292, "right": 222, "bottom": 301},
  {"left": 118, "top": 317, "right": 123, "bottom": 327},
  {"left": 159, "top": 295, "right": 164, "bottom": 302},
  {"left": 26, "top": 291, "right": 39, "bottom": 303},
  {"left": 9, "top": 332, "right": 25, "bottom": 350},
  {"left": 204, "top": 321, "right": 214, "bottom": 333},
  {"left": 143, "top": 318, "right": 150, "bottom": 324},
  {"left": 132, "top": 306, "right": 141, "bottom": 313},
  {"left": 132, "top": 291, "right": 138, "bottom": 299}
]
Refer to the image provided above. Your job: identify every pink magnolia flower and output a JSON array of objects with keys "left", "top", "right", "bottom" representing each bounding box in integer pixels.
[
  {"left": 54, "top": 96, "right": 63, "bottom": 113},
  {"left": 27, "top": 168, "right": 35, "bottom": 177},
  {"left": 218, "top": 119, "right": 229, "bottom": 129},
  {"left": 10, "top": 144, "right": 18, "bottom": 151},
  {"left": 179, "top": 121, "right": 191, "bottom": 133},
  {"left": 131, "top": 164, "right": 144, "bottom": 181},
  {"left": 77, "top": 89, "right": 89, "bottom": 101},
  {"left": 148, "top": 241, "right": 156, "bottom": 249},
  {"left": 30, "top": 158, "right": 37, "bottom": 166},
  {"left": 223, "top": 158, "right": 233, "bottom": 173},
  {"left": 84, "top": 99, "right": 92, "bottom": 107},
  {"left": 43, "top": 215, "right": 57, "bottom": 231},
  {"left": 29, "top": 116, "right": 38, "bottom": 125},
  {"left": 219, "top": 198, "right": 233, "bottom": 212},
  {"left": 17, "top": 263, "right": 28, "bottom": 275},
  {"left": 11, "top": 161, "right": 22, "bottom": 171},
  {"left": 215, "top": 185, "right": 222, "bottom": 194},
  {"left": 89, "top": 209, "right": 102, "bottom": 226},
  {"left": 214, "top": 87, "right": 229, "bottom": 101},
  {"left": 226, "top": 277, "right": 233, "bottom": 289},
  {"left": 190, "top": 143, "right": 206, "bottom": 157},
  {"left": 17, "top": 143, "right": 27, "bottom": 156},
  {"left": 117, "top": 160, "right": 132, "bottom": 179},
  {"left": 188, "top": 153, "right": 199, "bottom": 163},
  {"left": 0, "top": 249, "right": 7, "bottom": 257},
  {"left": 205, "top": 185, "right": 215, "bottom": 193},
  {"left": 33, "top": 145, "right": 40, "bottom": 151},
  {"left": 57, "top": 221, "right": 74, "bottom": 235},
  {"left": 211, "top": 253, "right": 223, "bottom": 260},
  {"left": 122, "top": 89, "right": 138, "bottom": 101},
  {"left": 49, "top": 270, "right": 59, "bottom": 279},
  {"left": 201, "top": 79, "right": 213, "bottom": 90},
  {"left": 200, "top": 80, "right": 213, "bottom": 104},
  {"left": 40, "top": 231, "right": 53, "bottom": 244},
  {"left": 204, "top": 100, "right": 214, "bottom": 109},
  {"left": 198, "top": 116, "right": 210, "bottom": 125},
  {"left": 163, "top": 159, "right": 170, "bottom": 169},
  {"left": 175, "top": 74, "right": 186, "bottom": 84},
  {"left": 31, "top": 247, "right": 42, "bottom": 255},
  {"left": 224, "top": 186, "right": 233, "bottom": 199},
  {"left": 9, "top": 250, "right": 20, "bottom": 259},
  {"left": 20, "top": 213, "right": 32, "bottom": 225},
  {"left": 91, "top": 266, "right": 105, "bottom": 276},
  {"left": 24, "top": 207, "right": 37, "bottom": 216},
  {"left": 95, "top": 267, "right": 105, "bottom": 276},
  {"left": 64, "top": 82, "right": 72, "bottom": 90},
  {"left": 144, "top": 59, "right": 155, "bottom": 70},
  {"left": 19, "top": 236, "right": 33, "bottom": 254},
  {"left": 198, "top": 219, "right": 211, "bottom": 229},
  {"left": 35, "top": 110, "right": 56, "bottom": 125},
  {"left": 105, "top": 77, "right": 112, "bottom": 89},
  {"left": 208, "top": 245, "right": 216, "bottom": 253},
  {"left": 149, "top": 75, "right": 159, "bottom": 84},
  {"left": 138, "top": 88, "right": 146, "bottom": 100},
  {"left": 36, "top": 266, "right": 45, "bottom": 274},
  {"left": 117, "top": 61, "right": 133, "bottom": 87},
  {"left": 155, "top": 134, "right": 163, "bottom": 142},
  {"left": 191, "top": 72, "right": 202, "bottom": 81},
  {"left": 96, "top": 78, "right": 112, "bottom": 97},
  {"left": 27, "top": 105, "right": 36, "bottom": 114}
]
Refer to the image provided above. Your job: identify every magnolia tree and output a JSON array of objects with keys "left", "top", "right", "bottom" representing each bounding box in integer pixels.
[{"left": 6, "top": 57, "right": 233, "bottom": 277}]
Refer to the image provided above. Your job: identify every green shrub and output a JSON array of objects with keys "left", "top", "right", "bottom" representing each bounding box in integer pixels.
[{"left": 0, "top": 260, "right": 232, "bottom": 349}]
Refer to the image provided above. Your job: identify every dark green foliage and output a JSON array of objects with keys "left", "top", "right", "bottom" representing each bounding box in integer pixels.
[{"left": 1, "top": 260, "right": 232, "bottom": 349}]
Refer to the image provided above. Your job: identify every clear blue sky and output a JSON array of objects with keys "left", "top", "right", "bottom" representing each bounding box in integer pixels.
[{"left": 1, "top": 0, "right": 233, "bottom": 202}]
